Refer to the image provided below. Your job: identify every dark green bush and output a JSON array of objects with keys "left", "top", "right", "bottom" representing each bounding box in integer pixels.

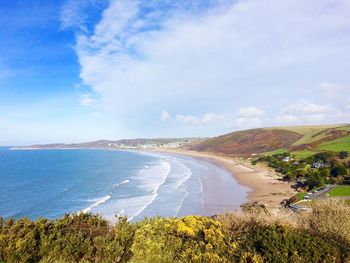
[{"left": 244, "top": 224, "right": 339, "bottom": 263}]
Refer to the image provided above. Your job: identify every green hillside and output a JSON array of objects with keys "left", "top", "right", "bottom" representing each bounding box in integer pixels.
[{"left": 191, "top": 124, "right": 350, "bottom": 157}]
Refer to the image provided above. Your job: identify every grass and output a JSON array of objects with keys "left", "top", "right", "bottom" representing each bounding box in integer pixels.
[
  {"left": 292, "top": 130, "right": 329, "bottom": 146},
  {"left": 317, "top": 135, "right": 350, "bottom": 152},
  {"left": 274, "top": 124, "right": 345, "bottom": 135},
  {"left": 335, "top": 125, "right": 350, "bottom": 131},
  {"left": 266, "top": 124, "right": 349, "bottom": 146},
  {"left": 262, "top": 148, "right": 289, "bottom": 156},
  {"left": 297, "top": 192, "right": 306, "bottom": 200},
  {"left": 291, "top": 149, "right": 317, "bottom": 159},
  {"left": 328, "top": 186, "right": 350, "bottom": 197}
]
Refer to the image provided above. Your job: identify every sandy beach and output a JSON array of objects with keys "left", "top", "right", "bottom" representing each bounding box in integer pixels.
[{"left": 156, "top": 148, "right": 295, "bottom": 208}]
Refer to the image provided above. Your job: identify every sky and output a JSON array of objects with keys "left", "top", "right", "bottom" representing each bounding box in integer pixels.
[{"left": 0, "top": 0, "right": 350, "bottom": 145}]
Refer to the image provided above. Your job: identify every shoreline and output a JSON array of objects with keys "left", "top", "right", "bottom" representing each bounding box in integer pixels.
[
  {"left": 154, "top": 148, "right": 295, "bottom": 208},
  {"left": 164, "top": 151, "right": 249, "bottom": 216},
  {"left": 14, "top": 147, "right": 295, "bottom": 207}
]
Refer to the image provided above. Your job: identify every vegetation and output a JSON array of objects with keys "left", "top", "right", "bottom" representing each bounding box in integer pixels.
[
  {"left": 318, "top": 135, "right": 350, "bottom": 152},
  {"left": 291, "top": 149, "right": 317, "bottom": 159},
  {"left": 191, "top": 124, "right": 350, "bottom": 157},
  {"left": 328, "top": 186, "right": 350, "bottom": 197},
  {"left": 1, "top": 200, "right": 350, "bottom": 262},
  {"left": 262, "top": 148, "right": 288, "bottom": 156},
  {"left": 252, "top": 151, "right": 350, "bottom": 190},
  {"left": 297, "top": 192, "right": 306, "bottom": 200}
]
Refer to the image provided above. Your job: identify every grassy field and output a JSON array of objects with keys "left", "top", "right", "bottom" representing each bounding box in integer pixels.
[
  {"left": 262, "top": 148, "right": 289, "bottom": 156},
  {"left": 317, "top": 135, "right": 350, "bottom": 152},
  {"left": 292, "top": 130, "right": 329, "bottom": 146},
  {"left": 291, "top": 149, "right": 317, "bottom": 159},
  {"left": 276, "top": 124, "right": 343, "bottom": 135},
  {"left": 328, "top": 186, "right": 350, "bottom": 197},
  {"left": 291, "top": 125, "right": 350, "bottom": 146}
]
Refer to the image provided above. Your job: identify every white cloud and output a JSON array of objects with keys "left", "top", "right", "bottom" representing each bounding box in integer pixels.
[
  {"left": 282, "top": 100, "right": 333, "bottom": 115},
  {"left": 201, "top": 113, "right": 226, "bottom": 124},
  {"left": 60, "top": 0, "right": 105, "bottom": 30},
  {"left": 234, "top": 106, "right": 263, "bottom": 128},
  {"left": 176, "top": 114, "right": 200, "bottom": 125},
  {"left": 75, "top": 0, "right": 350, "bottom": 120},
  {"left": 275, "top": 100, "right": 341, "bottom": 124},
  {"left": 57, "top": 0, "right": 350, "bottom": 139},
  {"left": 160, "top": 110, "right": 171, "bottom": 122},
  {"left": 60, "top": 0, "right": 87, "bottom": 29},
  {"left": 175, "top": 113, "right": 228, "bottom": 126},
  {"left": 80, "top": 93, "right": 99, "bottom": 107},
  {"left": 237, "top": 106, "right": 263, "bottom": 118}
]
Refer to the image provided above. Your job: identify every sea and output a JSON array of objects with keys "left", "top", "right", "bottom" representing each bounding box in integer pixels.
[{"left": 0, "top": 147, "right": 248, "bottom": 222}]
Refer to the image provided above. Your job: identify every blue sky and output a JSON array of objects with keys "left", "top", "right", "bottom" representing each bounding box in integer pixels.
[{"left": 1, "top": 0, "right": 350, "bottom": 145}]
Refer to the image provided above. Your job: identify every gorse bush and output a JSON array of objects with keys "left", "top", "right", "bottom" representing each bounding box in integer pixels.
[
  {"left": 0, "top": 200, "right": 349, "bottom": 262},
  {"left": 0, "top": 214, "right": 135, "bottom": 263},
  {"left": 131, "top": 216, "right": 234, "bottom": 263}
]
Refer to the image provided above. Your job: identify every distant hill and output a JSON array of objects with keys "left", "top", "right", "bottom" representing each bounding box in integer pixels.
[
  {"left": 14, "top": 138, "right": 201, "bottom": 150},
  {"left": 190, "top": 124, "right": 350, "bottom": 158}
]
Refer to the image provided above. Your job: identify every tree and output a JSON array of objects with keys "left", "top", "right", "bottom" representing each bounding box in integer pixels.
[
  {"left": 331, "top": 164, "right": 348, "bottom": 177},
  {"left": 339, "top": 151, "right": 348, "bottom": 160},
  {"left": 307, "top": 170, "right": 325, "bottom": 189}
]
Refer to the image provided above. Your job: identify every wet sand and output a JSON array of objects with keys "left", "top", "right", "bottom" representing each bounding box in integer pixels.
[
  {"left": 156, "top": 149, "right": 295, "bottom": 208},
  {"left": 164, "top": 152, "right": 249, "bottom": 216}
]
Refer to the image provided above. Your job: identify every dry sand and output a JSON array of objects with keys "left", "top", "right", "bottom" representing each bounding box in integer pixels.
[{"left": 156, "top": 148, "right": 295, "bottom": 207}]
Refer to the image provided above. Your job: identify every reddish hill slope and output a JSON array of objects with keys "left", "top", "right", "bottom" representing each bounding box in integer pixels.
[
  {"left": 191, "top": 128, "right": 301, "bottom": 156},
  {"left": 190, "top": 124, "right": 350, "bottom": 157}
]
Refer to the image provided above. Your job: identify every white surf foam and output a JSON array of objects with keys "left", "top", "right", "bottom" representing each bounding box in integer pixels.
[
  {"left": 83, "top": 195, "right": 111, "bottom": 214},
  {"left": 112, "top": 179, "right": 130, "bottom": 190},
  {"left": 128, "top": 160, "right": 171, "bottom": 220},
  {"left": 173, "top": 163, "right": 192, "bottom": 216}
]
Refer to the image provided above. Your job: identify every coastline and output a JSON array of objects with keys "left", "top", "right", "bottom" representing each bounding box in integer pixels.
[
  {"left": 154, "top": 148, "right": 295, "bottom": 208},
  {"left": 6, "top": 147, "right": 294, "bottom": 218}
]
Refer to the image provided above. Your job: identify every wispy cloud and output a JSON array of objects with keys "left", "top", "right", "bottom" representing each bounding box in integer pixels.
[
  {"left": 175, "top": 113, "right": 227, "bottom": 126},
  {"left": 235, "top": 106, "right": 264, "bottom": 128},
  {"left": 80, "top": 93, "right": 100, "bottom": 107},
  {"left": 159, "top": 111, "right": 228, "bottom": 126},
  {"left": 274, "top": 100, "right": 348, "bottom": 125},
  {"left": 67, "top": 0, "right": 350, "bottom": 137},
  {"left": 160, "top": 110, "right": 171, "bottom": 122},
  {"left": 60, "top": 0, "right": 106, "bottom": 30}
]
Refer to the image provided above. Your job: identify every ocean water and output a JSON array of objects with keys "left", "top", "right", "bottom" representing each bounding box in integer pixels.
[{"left": 0, "top": 148, "right": 248, "bottom": 222}]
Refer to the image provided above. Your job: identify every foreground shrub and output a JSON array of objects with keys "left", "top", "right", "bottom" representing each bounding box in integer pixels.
[
  {"left": 131, "top": 215, "right": 234, "bottom": 263},
  {"left": 298, "top": 199, "right": 350, "bottom": 262},
  {"left": 0, "top": 201, "right": 349, "bottom": 263},
  {"left": 245, "top": 224, "right": 339, "bottom": 262},
  {"left": 0, "top": 214, "right": 135, "bottom": 263},
  {"left": 0, "top": 217, "right": 39, "bottom": 262},
  {"left": 218, "top": 209, "right": 346, "bottom": 263}
]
